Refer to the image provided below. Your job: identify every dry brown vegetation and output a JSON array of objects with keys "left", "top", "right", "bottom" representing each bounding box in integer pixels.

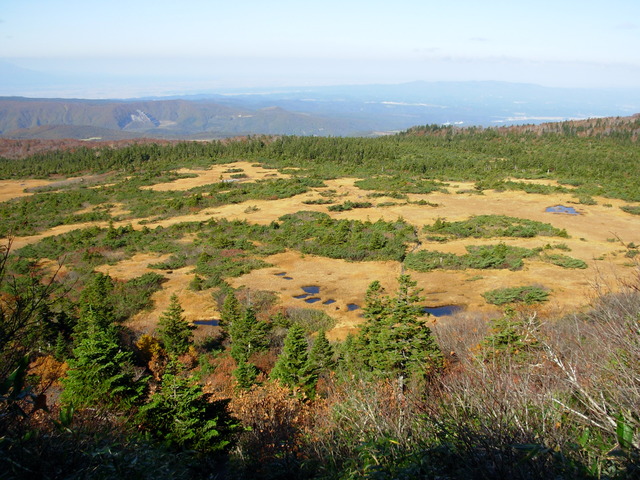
[{"left": 2, "top": 160, "right": 638, "bottom": 341}]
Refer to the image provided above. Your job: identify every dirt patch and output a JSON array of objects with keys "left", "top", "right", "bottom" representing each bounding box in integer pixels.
[
  {"left": 95, "top": 253, "right": 172, "bottom": 281},
  {"left": 228, "top": 251, "right": 402, "bottom": 340},
  {"left": 6, "top": 174, "right": 638, "bottom": 340},
  {"left": 96, "top": 254, "right": 219, "bottom": 335},
  {"left": 0, "top": 179, "right": 55, "bottom": 202},
  {"left": 126, "top": 265, "right": 218, "bottom": 335},
  {"left": 141, "top": 161, "right": 290, "bottom": 192}
]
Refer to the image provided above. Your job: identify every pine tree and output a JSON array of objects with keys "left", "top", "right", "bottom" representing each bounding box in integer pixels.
[
  {"left": 137, "top": 372, "right": 238, "bottom": 452},
  {"left": 219, "top": 290, "right": 243, "bottom": 329},
  {"left": 61, "top": 310, "right": 144, "bottom": 410},
  {"left": 229, "top": 308, "right": 269, "bottom": 363},
  {"left": 233, "top": 360, "right": 258, "bottom": 390},
  {"left": 307, "top": 328, "right": 335, "bottom": 374},
  {"left": 354, "top": 275, "right": 443, "bottom": 380},
  {"left": 78, "top": 272, "right": 116, "bottom": 327},
  {"left": 156, "top": 294, "right": 193, "bottom": 356},
  {"left": 271, "top": 324, "right": 315, "bottom": 396}
]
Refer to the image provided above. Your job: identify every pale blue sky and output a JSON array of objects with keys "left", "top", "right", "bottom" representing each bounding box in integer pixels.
[{"left": 1, "top": 0, "right": 639, "bottom": 95}]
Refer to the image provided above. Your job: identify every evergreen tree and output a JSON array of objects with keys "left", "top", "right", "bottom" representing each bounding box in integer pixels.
[
  {"left": 307, "top": 328, "right": 335, "bottom": 374},
  {"left": 156, "top": 294, "right": 193, "bottom": 356},
  {"left": 271, "top": 324, "right": 315, "bottom": 396},
  {"left": 233, "top": 360, "right": 258, "bottom": 390},
  {"left": 219, "top": 290, "right": 243, "bottom": 329},
  {"left": 353, "top": 275, "right": 443, "bottom": 380},
  {"left": 78, "top": 272, "right": 116, "bottom": 327},
  {"left": 137, "top": 372, "right": 238, "bottom": 453},
  {"left": 229, "top": 308, "right": 269, "bottom": 363},
  {"left": 61, "top": 310, "right": 144, "bottom": 410}
]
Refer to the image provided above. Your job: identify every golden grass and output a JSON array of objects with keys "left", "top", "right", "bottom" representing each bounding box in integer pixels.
[{"left": 3, "top": 166, "right": 638, "bottom": 339}]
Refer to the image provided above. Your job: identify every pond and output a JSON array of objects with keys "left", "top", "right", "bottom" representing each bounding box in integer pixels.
[
  {"left": 305, "top": 297, "right": 322, "bottom": 304},
  {"left": 546, "top": 205, "right": 580, "bottom": 215},
  {"left": 423, "top": 305, "right": 463, "bottom": 317},
  {"left": 301, "top": 285, "right": 320, "bottom": 294},
  {"left": 347, "top": 303, "right": 360, "bottom": 311},
  {"left": 193, "top": 319, "right": 219, "bottom": 326},
  {"left": 323, "top": 299, "right": 336, "bottom": 305}
]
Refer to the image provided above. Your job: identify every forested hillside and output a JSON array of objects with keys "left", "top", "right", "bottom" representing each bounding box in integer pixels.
[{"left": 1, "top": 117, "right": 639, "bottom": 479}]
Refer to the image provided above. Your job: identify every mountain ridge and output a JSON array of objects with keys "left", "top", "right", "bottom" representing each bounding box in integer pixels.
[{"left": 2, "top": 81, "right": 639, "bottom": 139}]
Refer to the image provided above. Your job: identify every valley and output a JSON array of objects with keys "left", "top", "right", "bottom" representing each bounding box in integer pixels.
[
  {"left": 3, "top": 157, "right": 638, "bottom": 340},
  {"left": 2, "top": 117, "right": 639, "bottom": 478}
]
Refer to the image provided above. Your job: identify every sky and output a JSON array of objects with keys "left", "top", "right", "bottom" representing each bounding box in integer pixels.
[{"left": 1, "top": 0, "right": 639, "bottom": 97}]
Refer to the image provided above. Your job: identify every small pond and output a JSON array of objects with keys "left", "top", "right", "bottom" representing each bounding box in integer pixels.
[
  {"left": 323, "top": 299, "right": 336, "bottom": 305},
  {"left": 347, "top": 303, "right": 360, "bottom": 311},
  {"left": 423, "top": 305, "right": 463, "bottom": 317},
  {"left": 301, "top": 285, "right": 321, "bottom": 294},
  {"left": 305, "top": 297, "right": 322, "bottom": 304},
  {"left": 546, "top": 205, "right": 580, "bottom": 215},
  {"left": 193, "top": 319, "right": 219, "bottom": 326},
  {"left": 294, "top": 294, "right": 310, "bottom": 299},
  {"left": 274, "top": 272, "right": 287, "bottom": 276},
  {"left": 283, "top": 276, "right": 293, "bottom": 280}
]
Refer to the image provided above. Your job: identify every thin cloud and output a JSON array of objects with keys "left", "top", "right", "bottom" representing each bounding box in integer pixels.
[{"left": 615, "top": 22, "right": 638, "bottom": 30}]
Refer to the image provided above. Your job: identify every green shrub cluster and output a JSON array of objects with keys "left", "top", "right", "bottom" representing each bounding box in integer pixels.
[
  {"left": 0, "top": 188, "right": 110, "bottom": 236},
  {"left": 355, "top": 175, "right": 447, "bottom": 194},
  {"left": 424, "top": 215, "right": 568, "bottom": 240},
  {"left": 541, "top": 253, "right": 588, "bottom": 269},
  {"left": 275, "top": 211, "right": 415, "bottom": 261},
  {"left": 482, "top": 285, "right": 550, "bottom": 305},
  {"left": 405, "top": 243, "right": 537, "bottom": 272},
  {"left": 327, "top": 200, "right": 373, "bottom": 211},
  {"left": 621, "top": 205, "right": 640, "bottom": 215}
]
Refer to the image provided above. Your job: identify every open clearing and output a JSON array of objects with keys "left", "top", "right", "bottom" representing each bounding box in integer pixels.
[{"left": 3, "top": 162, "right": 638, "bottom": 338}]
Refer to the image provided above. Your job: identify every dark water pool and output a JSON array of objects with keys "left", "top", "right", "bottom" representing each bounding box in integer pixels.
[
  {"left": 423, "top": 305, "right": 463, "bottom": 317},
  {"left": 302, "top": 285, "right": 320, "bottom": 294},
  {"left": 323, "top": 299, "right": 336, "bottom": 305},
  {"left": 193, "top": 319, "right": 219, "bottom": 326},
  {"left": 283, "top": 276, "right": 293, "bottom": 280},
  {"left": 546, "top": 205, "right": 580, "bottom": 215},
  {"left": 294, "top": 294, "right": 310, "bottom": 299},
  {"left": 305, "top": 297, "right": 322, "bottom": 304},
  {"left": 274, "top": 272, "right": 287, "bottom": 276},
  {"left": 347, "top": 303, "right": 360, "bottom": 311}
]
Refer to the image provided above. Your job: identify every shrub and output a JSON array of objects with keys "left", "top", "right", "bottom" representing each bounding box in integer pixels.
[
  {"left": 621, "top": 205, "right": 640, "bottom": 215},
  {"left": 423, "top": 215, "right": 567, "bottom": 240},
  {"left": 482, "top": 286, "right": 550, "bottom": 305},
  {"left": 542, "top": 253, "right": 588, "bottom": 269},
  {"left": 137, "top": 372, "right": 238, "bottom": 453}
]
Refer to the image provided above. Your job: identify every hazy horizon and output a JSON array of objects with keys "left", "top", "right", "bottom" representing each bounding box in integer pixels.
[{"left": 1, "top": 0, "right": 639, "bottom": 98}]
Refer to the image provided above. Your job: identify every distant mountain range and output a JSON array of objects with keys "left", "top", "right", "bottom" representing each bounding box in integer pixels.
[{"left": 1, "top": 81, "right": 639, "bottom": 139}]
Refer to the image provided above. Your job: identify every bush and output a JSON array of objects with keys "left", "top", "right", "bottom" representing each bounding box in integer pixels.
[
  {"left": 621, "top": 205, "right": 640, "bottom": 215},
  {"left": 423, "top": 215, "right": 567, "bottom": 240},
  {"left": 482, "top": 286, "right": 550, "bottom": 305},
  {"left": 542, "top": 253, "right": 588, "bottom": 269}
]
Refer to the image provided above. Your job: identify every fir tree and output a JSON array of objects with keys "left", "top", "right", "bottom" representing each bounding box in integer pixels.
[
  {"left": 137, "top": 372, "right": 238, "bottom": 453},
  {"left": 229, "top": 308, "right": 269, "bottom": 363},
  {"left": 61, "top": 310, "right": 144, "bottom": 410},
  {"left": 233, "top": 360, "right": 258, "bottom": 390},
  {"left": 271, "top": 324, "right": 315, "bottom": 396},
  {"left": 219, "top": 290, "right": 243, "bottom": 329},
  {"left": 78, "top": 272, "right": 116, "bottom": 327},
  {"left": 307, "top": 328, "right": 335, "bottom": 374},
  {"left": 353, "top": 275, "right": 444, "bottom": 380},
  {"left": 156, "top": 294, "right": 193, "bottom": 356}
]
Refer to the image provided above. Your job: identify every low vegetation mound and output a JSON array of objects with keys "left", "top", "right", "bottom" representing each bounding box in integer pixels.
[
  {"left": 423, "top": 215, "right": 568, "bottom": 241},
  {"left": 482, "top": 285, "right": 550, "bottom": 305}
]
